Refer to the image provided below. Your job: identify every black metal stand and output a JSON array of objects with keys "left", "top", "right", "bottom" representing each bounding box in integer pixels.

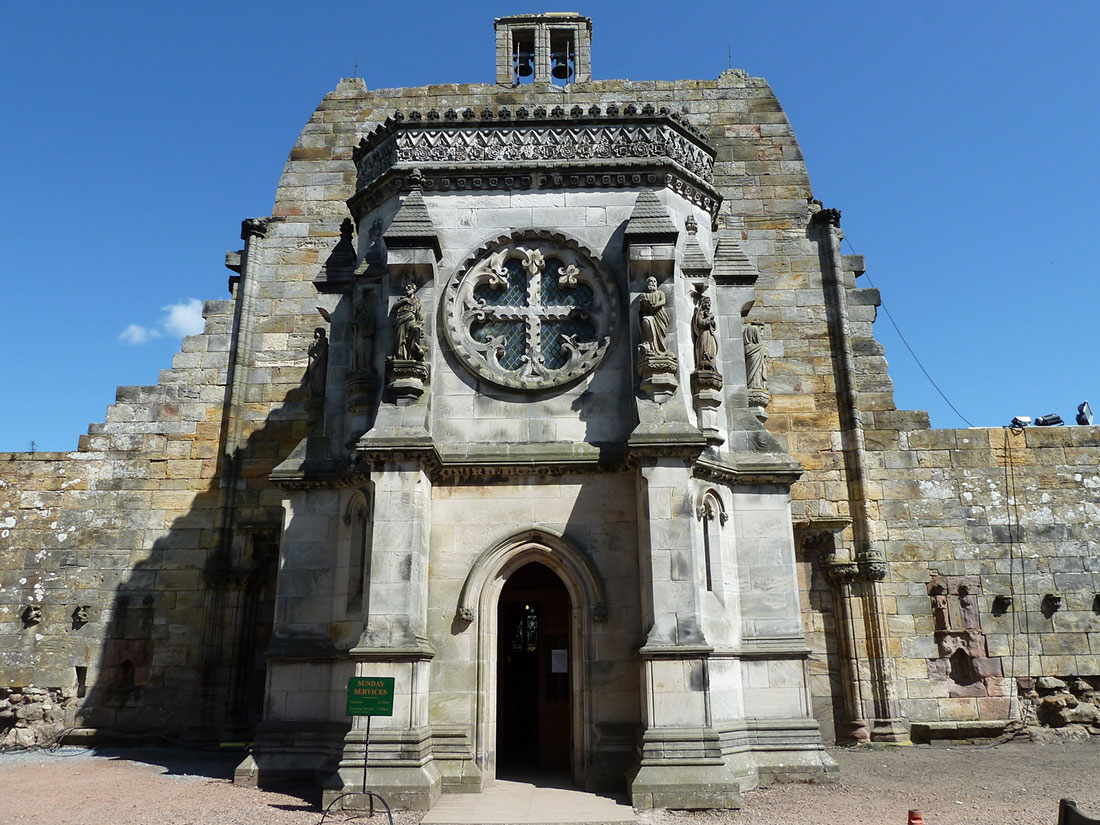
[{"left": 319, "top": 715, "right": 392, "bottom": 824}]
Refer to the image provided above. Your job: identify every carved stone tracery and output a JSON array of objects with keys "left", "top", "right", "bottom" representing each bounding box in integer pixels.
[
  {"left": 444, "top": 233, "right": 617, "bottom": 390},
  {"left": 354, "top": 119, "right": 715, "bottom": 190}
]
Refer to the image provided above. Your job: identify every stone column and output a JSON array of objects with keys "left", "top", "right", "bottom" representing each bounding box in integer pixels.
[
  {"left": 201, "top": 217, "right": 269, "bottom": 727},
  {"left": 822, "top": 559, "right": 870, "bottom": 742},
  {"left": 326, "top": 457, "right": 439, "bottom": 811},
  {"left": 812, "top": 207, "right": 908, "bottom": 743},
  {"left": 631, "top": 458, "right": 739, "bottom": 809}
]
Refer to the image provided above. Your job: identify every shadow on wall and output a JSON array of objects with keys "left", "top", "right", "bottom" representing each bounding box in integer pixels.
[
  {"left": 76, "top": 395, "right": 308, "bottom": 742},
  {"left": 798, "top": 542, "right": 850, "bottom": 745}
]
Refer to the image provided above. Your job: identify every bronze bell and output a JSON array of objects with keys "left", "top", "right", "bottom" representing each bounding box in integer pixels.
[
  {"left": 550, "top": 50, "right": 573, "bottom": 80},
  {"left": 515, "top": 50, "right": 534, "bottom": 78}
]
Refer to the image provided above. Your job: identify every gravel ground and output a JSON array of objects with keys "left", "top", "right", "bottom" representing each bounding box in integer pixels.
[{"left": 1, "top": 739, "right": 1097, "bottom": 824}]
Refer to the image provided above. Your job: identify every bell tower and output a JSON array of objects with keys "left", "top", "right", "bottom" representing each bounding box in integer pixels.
[{"left": 494, "top": 12, "right": 592, "bottom": 86}]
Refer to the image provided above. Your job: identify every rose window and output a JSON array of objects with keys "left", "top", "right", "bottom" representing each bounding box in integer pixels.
[{"left": 443, "top": 235, "right": 617, "bottom": 390}]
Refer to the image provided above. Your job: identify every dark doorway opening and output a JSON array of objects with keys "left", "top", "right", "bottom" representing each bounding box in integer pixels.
[{"left": 496, "top": 563, "right": 572, "bottom": 775}]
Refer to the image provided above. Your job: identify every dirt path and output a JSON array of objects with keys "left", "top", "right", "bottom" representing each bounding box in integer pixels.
[{"left": 1, "top": 740, "right": 1097, "bottom": 824}]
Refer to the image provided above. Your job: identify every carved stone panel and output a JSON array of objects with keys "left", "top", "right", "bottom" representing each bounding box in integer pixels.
[{"left": 443, "top": 232, "right": 618, "bottom": 391}]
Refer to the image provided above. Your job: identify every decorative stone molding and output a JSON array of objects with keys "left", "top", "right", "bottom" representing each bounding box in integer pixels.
[
  {"left": 857, "top": 557, "right": 888, "bottom": 582},
  {"left": 443, "top": 231, "right": 618, "bottom": 391},
  {"left": 455, "top": 529, "right": 608, "bottom": 635},
  {"left": 810, "top": 207, "right": 842, "bottom": 228},
  {"left": 691, "top": 454, "right": 802, "bottom": 486},
  {"left": 347, "top": 109, "right": 721, "bottom": 220},
  {"left": 637, "top": 353, "right": 678, "bottom": 401},
  {"left": 824, "top": 562, "right": 859, "bottom": 586},
  {"left": 695, "top": 497, "right": 728, "bottom": 525},
  {"left": 385, "top": 359, "right": 429, "bottom": 405},
  {"left": 240, "top": 217, "right": 268, "bottom": 240}
]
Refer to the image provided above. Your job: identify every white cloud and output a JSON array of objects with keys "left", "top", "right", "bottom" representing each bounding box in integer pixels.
[
  {"left": 118, "top": 324, "right": 160, "bottom": 344},
  {"left": 161, "top": 299, "right": 205, "bottom": 337},
  {"left": 117, "top": 298, "right": 205, "bottom": 345}
]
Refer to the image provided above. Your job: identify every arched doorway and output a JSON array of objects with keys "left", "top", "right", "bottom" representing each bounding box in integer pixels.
[{"left": 495, "top": 563, "right": 572, "bottom": 775}]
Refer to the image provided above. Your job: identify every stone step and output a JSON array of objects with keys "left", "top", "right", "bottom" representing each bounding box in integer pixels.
[{"left": 420, "top": 778, "right": 636, "bottom": 825}]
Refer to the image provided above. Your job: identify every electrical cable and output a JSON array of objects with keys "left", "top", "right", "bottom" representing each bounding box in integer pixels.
[
  {"left": 1006, "top": 427, "right": 1031, "bottom": 683},
  {"left": 841, "top": 236, "right": 975, "bottom": 428}
]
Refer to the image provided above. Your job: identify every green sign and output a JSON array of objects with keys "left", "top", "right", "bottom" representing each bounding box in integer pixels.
[{"left": 346, "top": 676, "right": 394, "bottom": 716}]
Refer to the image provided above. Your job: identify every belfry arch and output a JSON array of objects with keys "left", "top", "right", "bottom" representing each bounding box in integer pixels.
[{"left": 456, "top": 529, "right": 606, "bottom": 784}]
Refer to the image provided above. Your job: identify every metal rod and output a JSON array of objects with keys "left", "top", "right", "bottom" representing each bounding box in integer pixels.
[{"left": 364, "top": 715, "right": 372, "bottom": 816}]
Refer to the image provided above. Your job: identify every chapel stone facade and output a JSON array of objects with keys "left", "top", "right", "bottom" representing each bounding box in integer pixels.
[{"left": 2, "top": 11, "right": 1099, "bottom": 813}]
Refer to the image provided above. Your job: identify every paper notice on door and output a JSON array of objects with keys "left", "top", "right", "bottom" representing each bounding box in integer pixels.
[{"left": 551, "top": 649, "right": 568, "bottom": 673}]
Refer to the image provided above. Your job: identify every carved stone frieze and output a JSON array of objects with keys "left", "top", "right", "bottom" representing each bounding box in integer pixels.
[
  {"left": 354, "top": 114, "right": 714, "bottom": 185},
  {"left": 443, "top": 231, "right": 618, "bottom": 391},
  {"left": 347, "top": 109, "right": 722, "bottom": 220}
]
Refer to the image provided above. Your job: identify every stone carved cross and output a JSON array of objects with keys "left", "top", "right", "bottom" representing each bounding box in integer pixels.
[
  {"left": 446, "top": 237, "right": 615, "bottom": 391},
  {"left": 473, "top": 246, "right": 590, "bottom": 382}
]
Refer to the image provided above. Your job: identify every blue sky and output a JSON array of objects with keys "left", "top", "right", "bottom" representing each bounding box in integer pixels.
[{"left": 3, "top": 1, "right": 1097, "bottom": 451}]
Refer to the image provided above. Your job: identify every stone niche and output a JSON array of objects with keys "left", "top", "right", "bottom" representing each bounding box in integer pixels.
[{"left": 926, "top": 575, "right": 1001, "bottom": 698}]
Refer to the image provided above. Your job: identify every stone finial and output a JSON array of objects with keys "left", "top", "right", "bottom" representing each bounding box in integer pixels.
[{"left": 681, "top": 219, "right": 712, "bottom": 279}]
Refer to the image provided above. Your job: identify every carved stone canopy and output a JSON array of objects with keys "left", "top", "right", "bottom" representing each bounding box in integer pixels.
[
  {"left": 347, "top": 107, "right": 722, "bottom": 220},
  {"left": 443, "top": 231, "right": 619, "bottom": 391}
]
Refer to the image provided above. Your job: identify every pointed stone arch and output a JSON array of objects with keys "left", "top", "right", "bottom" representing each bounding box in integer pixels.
[
  {"left": 456, "top": 528, "right": 607, "bottom": 626},
  {"left": 455, "top": 528, "right": 605, "bottom": 783}
]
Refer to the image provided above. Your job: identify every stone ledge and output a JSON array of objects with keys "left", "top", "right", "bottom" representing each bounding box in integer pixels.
[{"left": 909, "top": 719, "right": 1010, "bottom": 743}]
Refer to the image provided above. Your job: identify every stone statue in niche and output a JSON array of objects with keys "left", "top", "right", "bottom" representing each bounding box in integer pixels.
[
  {"left": 689, "top": 286, "right": 724, "bottom": 445},
  {"left": 366, "top": 219, "right": 384, "bottom": 266},
  {"left": 638, "top": 276, "right": 672, "bottom": 357},
  {"left": 393, "top": 281, "right": 425, "bottom": 362},
  {"left": 743, "top": 321, "right": 767, "bottom": 392},
  {"left": 352, "top": 289, "right": 375, "bottom": 374},
  {"left": 691, "top": 294, "right": 718, "bottom": 372},
  {"left": 386, "top": 280, "right": 429, "bottom": 405},
  {"left": 958, "top": 583, "right": 981, "bottom": 629},
  {"left": 307, "top": 328, "right": 329, "bottom": 401},
  {"left": 636, "top": 276, "right": 678, "bottom": 402},
  {"left": 929, "top": 582, "right": 949, "bottom": 631}
]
